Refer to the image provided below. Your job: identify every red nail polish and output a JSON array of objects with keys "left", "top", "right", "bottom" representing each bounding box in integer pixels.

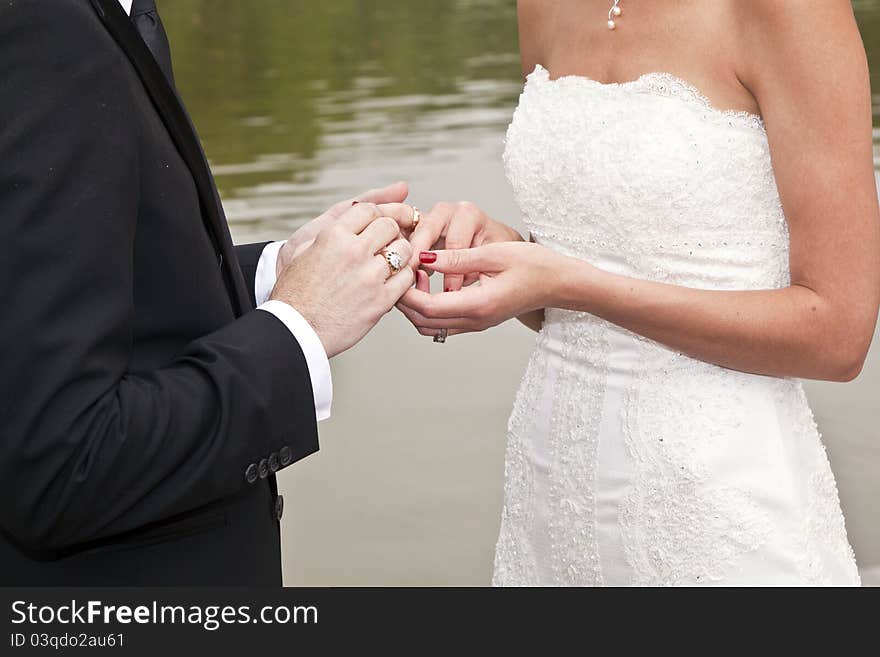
[
  {"left": 420, "top": 252, "right": 437, "bottom": 264},
  {"left": 445, "top": 288, "right": 452, "bottom": 292},
  {"left": 351, "top": 200, "right": 360, "bottom": 206}
]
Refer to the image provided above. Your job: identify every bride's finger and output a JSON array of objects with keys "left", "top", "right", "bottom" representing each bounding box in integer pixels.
[
  {"left": 415, "top": 325, "right": 470, "bottom": 339},
  {"left": 396, "top": 301, "right": 440, "bottom": 328},
  {"left": 399, "top": 285, "right": 488, "bottom": 319},
  {"left": 414, "top": 326, "right": 471, "bottom": 338},
  {"left": 421, "top": 236, "right": 446, "bottom": 277},
  {"left": 415, "top": 269, "right": 430, "bottom": 293},
  {"left": 396, "top": 301, "right": 481, "bottom": 331},
  {"left": 463, "top": 272, "right": 480, "bottom": 286},
  {"left": 442, "top": 208, "right": 480, "bottom": 293},
  {"left": 408, "top": 202, "right": 454, "bottom": 267}
]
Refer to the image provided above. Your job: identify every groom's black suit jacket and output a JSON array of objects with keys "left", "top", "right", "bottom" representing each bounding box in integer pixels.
[{"left": 0, "top": 0, "right": 320, "bottom": 585}]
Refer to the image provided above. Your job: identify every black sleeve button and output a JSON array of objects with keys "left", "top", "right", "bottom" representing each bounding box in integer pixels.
[
  {"left": 279, "top": 446, "right": 292, "bottom": 466},
  {"left": 257, "top": 458, "right": 269, "bottom": 479},
  {"left": 274, "top": 495, "right": 284, "bottom": 521},
  {"left": 245, "top": 463, "right": 258, "bottom": 484},
  {"left": 268, "top": 452, "right": 280, "bottom": 473}
]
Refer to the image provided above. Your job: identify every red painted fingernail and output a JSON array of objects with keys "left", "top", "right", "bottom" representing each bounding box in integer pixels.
[
  {"left": 420, "top": 252, "right": 438, "bottom": 264},
  {"left": 445, "top": 288, "right": 452, "bottom": 292},
  {"left": 351, "top": 200, "right": 360, "bottom": 206}
]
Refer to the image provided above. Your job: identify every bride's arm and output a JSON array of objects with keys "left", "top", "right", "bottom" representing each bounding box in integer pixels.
[
  {"left": 515, "top": 234, "right": 546, "bottom": 332},
  {"left": 399, "top": 1, "right": 880, "bottom": 381}
]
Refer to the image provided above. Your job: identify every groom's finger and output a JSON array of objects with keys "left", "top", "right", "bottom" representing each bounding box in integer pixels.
[
  {"left": 321, "top": 182, "right": 409, "bottom": 222},
  {"left": 383, "top": 265, "right": 416, "bottom": 306},
  {"left": 375, "top": 203, "right": 419, "bottom": 232},
  {"left": 340, "top": 202, "right": 415, "bottom": 234},
  {"left": 372, "top": 238, "right": 413, "bottom": 282},
  {"left": 354, "top": 181, "right": 409, "bottom": 206},
  {"left": 360, "top": 217, "right": 403, "bottom": 254}
]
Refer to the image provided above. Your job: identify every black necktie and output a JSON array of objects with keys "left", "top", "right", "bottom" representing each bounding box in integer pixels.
[{"left": 130, "top": 0, "right": 175, "bottom": 86}]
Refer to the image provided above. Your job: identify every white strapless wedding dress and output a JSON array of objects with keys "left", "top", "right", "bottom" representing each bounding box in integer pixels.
[{"left": 492, "top": 65, "right": 860, "bottom": 586}]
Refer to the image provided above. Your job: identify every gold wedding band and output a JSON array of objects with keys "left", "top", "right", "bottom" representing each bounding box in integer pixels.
[
  {"left": 434, "top": 328, "right": 448, "bottom": 344},
  {"left": 381, "top": 249, "right": 405, "bottom": 277},
  {"left": 412, "top": 206, "right": 422, "bottom": 228}
]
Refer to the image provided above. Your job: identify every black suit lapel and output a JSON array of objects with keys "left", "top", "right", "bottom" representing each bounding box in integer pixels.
[{"left": 89, "top": 0, "right": 249, "bottom": 316}]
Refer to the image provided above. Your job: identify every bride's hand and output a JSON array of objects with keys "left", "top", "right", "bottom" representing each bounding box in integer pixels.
[
  {"left": 407, "top": 201, "right": 524, "bottom": 293},
  {"left": 397, "top": 242, "right": 575, "bottom": 337}
]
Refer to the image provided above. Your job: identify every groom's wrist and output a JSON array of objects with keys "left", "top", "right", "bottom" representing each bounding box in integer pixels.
[
  {"left": 257, "top": 300, "right": 333, "bottom": 422},
  {"left": 255, "top": 241, "right": 286, "bottom": 306}
]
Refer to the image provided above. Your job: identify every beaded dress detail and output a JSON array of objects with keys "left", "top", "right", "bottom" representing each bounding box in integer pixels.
[{"left": 492, "top": 65, "right": 860, "bottom": 586}]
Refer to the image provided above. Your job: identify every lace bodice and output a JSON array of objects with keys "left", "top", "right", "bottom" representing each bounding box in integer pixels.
[{"left": 505, "top": 65, "right": 790, "bottom": 291}]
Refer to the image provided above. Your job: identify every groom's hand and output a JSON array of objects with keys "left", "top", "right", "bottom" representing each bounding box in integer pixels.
[
  {"left": 277, "top": 182, "right": 410, "bottom": 276},
  {"left": 270, "top": 203, "right": 415, "bottom": 358}
]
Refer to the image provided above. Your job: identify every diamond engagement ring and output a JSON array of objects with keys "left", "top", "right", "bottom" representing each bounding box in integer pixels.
[
  {"left": 434, "top": 328, "right": 448, "bottom": 344},
  {"left": 381, "top": 249, "right": 405, "bottom": 277}
]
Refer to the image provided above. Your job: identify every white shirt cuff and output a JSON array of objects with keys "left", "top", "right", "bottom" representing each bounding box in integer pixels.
[
  {"left": 254, "top": 241, "right": 285, "bottom": 307},
  {"left": 257, "top": 300, "right": 333, "bottom": 422}
]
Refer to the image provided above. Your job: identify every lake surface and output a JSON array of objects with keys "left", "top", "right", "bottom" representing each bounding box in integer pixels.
[{"left": 164, "top": 1, "right": 880, "bottom": 585}]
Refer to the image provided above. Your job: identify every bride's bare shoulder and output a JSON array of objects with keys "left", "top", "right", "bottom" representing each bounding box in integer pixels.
[
  {"left": 731, "top": 0, "right": 864, "bottom": 97},
  {"left": 732, "top": 0, "right": 860, "bottom": 57}
]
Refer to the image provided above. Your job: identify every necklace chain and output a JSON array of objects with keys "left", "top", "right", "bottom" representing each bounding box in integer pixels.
[{"left": 607, "top": 0, "right": 623, "bottom": 30}]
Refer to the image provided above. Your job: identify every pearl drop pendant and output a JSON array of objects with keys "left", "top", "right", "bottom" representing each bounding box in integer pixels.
[{"left": 607, "top": 1, "right": 623, "bottom": 30}]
